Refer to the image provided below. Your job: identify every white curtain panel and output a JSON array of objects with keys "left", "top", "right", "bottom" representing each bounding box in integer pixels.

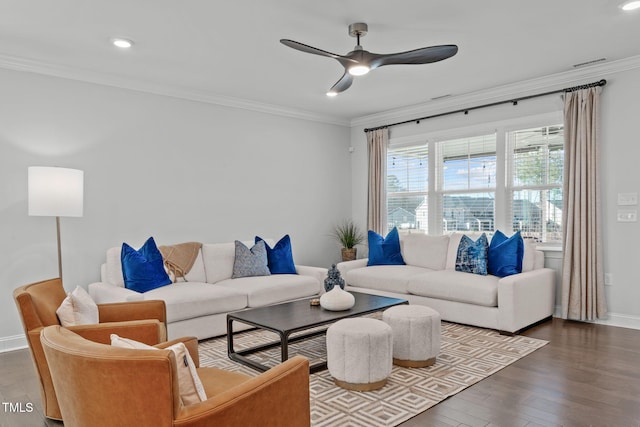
[
  {"left": 367, "top": 128, "right": 389, "bottom": 234},
  {"left": 561, "top": 86, "right": 607, "bottom": 321}
]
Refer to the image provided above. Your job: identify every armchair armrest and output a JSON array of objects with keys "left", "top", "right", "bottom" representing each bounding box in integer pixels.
[
  {"left": 177, "top": 356, "right": 310, "bottom": 427},
  {"left": 98, "top": 300, "right": 166, "bottom": 324},
  {"left": 497, "top": 268, "right": 555, "bottom": 333},
  {"left": 67, "top": 319, "right": 166, "bottom": 345},
  {"left": 295, "top": 265, "right": 328, "bottom": 294},
  {"left": 88, "top": 281, "right": 143, "bottom": 304},
  {"left": 155, "top": 336, "right": 199, "bottom": 367}
]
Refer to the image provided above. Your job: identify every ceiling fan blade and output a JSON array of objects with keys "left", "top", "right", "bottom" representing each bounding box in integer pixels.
[
  {"left": 328, "top": 72, "right": 353, "bottom": 95},
  {"left": 368, "top": 44, "right": 458, "bottom": 69},
  {"left": 280, "top": 39, "right": 344, "bottom": 60}
]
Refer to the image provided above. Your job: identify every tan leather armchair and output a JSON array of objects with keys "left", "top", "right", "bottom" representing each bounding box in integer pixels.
[
  {"left": 13, "top": 278, "right": 167, "bottom": 420},
  {"left": 40, "top": 325, "right": 311, "bottom": 427}
]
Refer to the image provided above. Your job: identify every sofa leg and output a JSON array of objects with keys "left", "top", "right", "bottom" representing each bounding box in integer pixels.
[{"left": 498, "top": 330, "right": 514, "bottom": 336}]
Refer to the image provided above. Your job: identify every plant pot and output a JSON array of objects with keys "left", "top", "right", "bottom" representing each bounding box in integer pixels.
[{"left": 341, "top": 247, "right": 357, "bottom": 262}]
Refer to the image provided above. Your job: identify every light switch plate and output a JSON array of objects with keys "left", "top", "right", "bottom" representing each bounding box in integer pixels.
[
  {"left": 617, "top": 209, "right": 637, "bottom": 222},
  {"left": 618, "top": 192, "right": 638, "bottom": 206}
]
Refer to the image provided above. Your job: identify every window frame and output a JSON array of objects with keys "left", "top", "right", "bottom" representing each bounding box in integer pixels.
[{"left": 386, "top": 111, "right": 563, "bottom": 242}]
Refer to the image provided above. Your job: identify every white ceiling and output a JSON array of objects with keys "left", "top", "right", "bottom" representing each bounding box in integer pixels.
[{"left": 1, "top": 1, "right": 639, "bottom": 124}]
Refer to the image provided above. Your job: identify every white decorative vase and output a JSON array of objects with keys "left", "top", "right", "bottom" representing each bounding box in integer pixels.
[{"left": 320, "top": 286, "right": 355, "bottom": 311}]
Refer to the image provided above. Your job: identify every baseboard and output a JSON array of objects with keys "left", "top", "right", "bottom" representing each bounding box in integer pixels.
[
  {"left": 0, "top": 334, "right": 27, "bottom": 353},
  {"left": 553, "top": 305, "right": 640, "bottom": 330}
]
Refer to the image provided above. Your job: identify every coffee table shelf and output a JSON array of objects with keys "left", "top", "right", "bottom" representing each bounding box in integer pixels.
[{"left": 227, "top": 292, "right": 408, "bottom": 373}]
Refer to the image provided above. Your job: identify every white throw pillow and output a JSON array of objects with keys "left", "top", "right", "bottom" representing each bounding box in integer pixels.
[
  {"left": 110, "top": 334, "right": 207, "bottom": 406},
  {"left": 56, "top": 286, "right": 99, "bottom": 326}
]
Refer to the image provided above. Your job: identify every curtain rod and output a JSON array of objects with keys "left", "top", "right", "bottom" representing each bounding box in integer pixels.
[{"left": 363, "top": 79, "right": 607, "bottom": 133}]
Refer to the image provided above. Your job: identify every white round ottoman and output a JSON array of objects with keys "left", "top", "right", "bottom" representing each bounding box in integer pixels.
[
  {"left": 326, "top": 318, "right": 392, "bottom": 391},
  {"left": 383, "top": 305, "right": 441, "bottom": 368}
]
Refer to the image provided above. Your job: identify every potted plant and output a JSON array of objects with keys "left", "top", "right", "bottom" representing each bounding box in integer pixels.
[{"left": 331, "top": 220, "right": 365, "bottom": 261}]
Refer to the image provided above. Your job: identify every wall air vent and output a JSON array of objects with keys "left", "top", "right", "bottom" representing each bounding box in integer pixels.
[{"left": 573, "top": 58, "right": 607, "bottom": 68}]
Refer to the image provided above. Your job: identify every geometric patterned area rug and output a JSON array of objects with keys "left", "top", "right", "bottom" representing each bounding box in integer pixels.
[{"left": 199, "top": 319, "right": 548, "bottom": 427}]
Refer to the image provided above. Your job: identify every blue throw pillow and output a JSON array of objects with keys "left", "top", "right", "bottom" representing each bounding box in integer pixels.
[
  {"left": 232, "top": 240, "right": 271, "bottom": 278},
  {"left": 255, "top": 235, "right": 297, "bottom": 274},
  {"left": 488, "top": 230, "right": 524, "bottom": 277},
  {"left": 121, "top": 237, "right": 172, "bottom": 293},
  {"left": 455, "top": 234, "right": 489, "bottom": 275},
  {"left": 367, "top": 227, "right": 405, "bottom": 266}
]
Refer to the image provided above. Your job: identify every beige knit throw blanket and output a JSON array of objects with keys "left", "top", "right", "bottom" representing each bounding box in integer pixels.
[{"left": 159, "top": 242, "right": 202, "bottom": 282}]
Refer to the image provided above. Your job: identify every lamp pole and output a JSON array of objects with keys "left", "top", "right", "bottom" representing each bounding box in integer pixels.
[{"left": 56, "top": 216, "right": 63, "bottom": 279}]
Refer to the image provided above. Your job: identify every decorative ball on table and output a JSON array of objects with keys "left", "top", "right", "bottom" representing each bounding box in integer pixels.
[{"left": 324, "top": 264, "right": 345, "bottom": 292}]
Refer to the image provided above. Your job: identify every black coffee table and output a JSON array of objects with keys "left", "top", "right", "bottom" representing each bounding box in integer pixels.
[{"left": 226, "top": 292, "right": 408, "bottom": 373}]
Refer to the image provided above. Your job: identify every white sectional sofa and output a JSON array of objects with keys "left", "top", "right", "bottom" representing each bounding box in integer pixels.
[
  {"left": 337, "top": 233, "right": 555, "bottom": 334},
  {"left": 89, "top": 239, "right": 327, "bottom": 340}
]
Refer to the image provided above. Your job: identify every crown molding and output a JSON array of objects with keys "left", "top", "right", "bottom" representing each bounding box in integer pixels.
[
  {"left": 0, "top": 53, "right": 350, "bottom": 127},
  {"left": 4, "top": 52, "right": 640, "bottom": 130},
  {"left": 350, "top": 55, "right": 640, "bottom": 129}
]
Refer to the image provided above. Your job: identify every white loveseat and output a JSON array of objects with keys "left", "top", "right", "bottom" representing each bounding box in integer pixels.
[
  {"left": 89, "top": 239, "right": 327, "bottom": 340},
  {"left": 337, "top": 233, "right": 555, "bottom": 334}
]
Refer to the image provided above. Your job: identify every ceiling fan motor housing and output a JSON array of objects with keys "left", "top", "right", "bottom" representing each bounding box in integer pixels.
[{"left": 348, "top": 23, "right": 368, "bottom": 38}]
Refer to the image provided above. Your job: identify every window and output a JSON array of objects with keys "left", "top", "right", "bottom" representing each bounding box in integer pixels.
[
  {"left": 386, "top": 121, "right": 564, "bottom": 243},
  {"left": 387, "top": 144, "right": 428, "bottom": 231},
  {"left": 509, "top": 125, "right": 564, "bottom": 242},
  {"left": 438, "top": 133, "right": 496, "bottom": 232}
]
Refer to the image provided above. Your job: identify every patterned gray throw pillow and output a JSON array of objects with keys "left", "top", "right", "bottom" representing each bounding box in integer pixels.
[
  {"left": 455, "top": 233, "right": 489, "bottom": 275},
  {"left": 232, "top": 240, "right": 271, "bottom": 278}
]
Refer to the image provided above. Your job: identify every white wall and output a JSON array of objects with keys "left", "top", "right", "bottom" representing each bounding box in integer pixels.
[
  {"left": 351, "top": 67, "right": 640, "bottom": 329},
  {"left": 0, "top": 68, "right": 352, "bottom": 349}
]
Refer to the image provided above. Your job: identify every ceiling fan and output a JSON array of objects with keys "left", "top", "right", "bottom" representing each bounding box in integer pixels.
[{"left": 280, "top": 23, "right": 458, "bottom": 96}]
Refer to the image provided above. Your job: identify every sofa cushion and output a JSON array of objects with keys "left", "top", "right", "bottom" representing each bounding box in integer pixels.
[
  {"left": 105, "top": 246, "right": 126, "bottom": 287},
  {"left": 141, "top": 282, "right": 247, "bottom": 323},
  {"left": 346, "top": 265, "right": 432, "bottom": 294},
  {"left": 455, "top": 234, "right": 489, "bottom": 275},
  {"left": 488, "top": 230, "right": 524, "bottom": 277},
  {"left": 182, "top": 249, "right": 207, "bottom": 283},
  {"left": 407, "top": 270, "right": 499, "bottom": 307},
  {"left": 215, "top": 274, "right": 318, "bottom": 307},
  {"left": 400, "top": 233, "right": 449, "bottom": 270},
  {"left": 232, "top": 240, "right": 271, "bottom": 279},
  {"left": 256, "top": 235, "right": 297, "bottom": 274},
  {"left": 56, "top": 286, "right": 99, "bottom": 326},
  {"left": 522, "top": 239, "right": 539, "bottom": 272},
  {"left": 367, "top": 227, "right": 405, "bottom": 266},
  {"left": 202, "top": 242, "right": 236, "bottom": 283},
  {"left": 121, "top": 237, "right": 172, "bottom": 293}
]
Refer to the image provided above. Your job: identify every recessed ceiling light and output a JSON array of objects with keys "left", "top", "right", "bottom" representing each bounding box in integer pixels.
[
  {"left": 112, "top": 38, "right": 133, "bottom": 49},
  {"left": 621, "top": 1, "right": 640, "bottom": 11},
  {"left": 326, "top": 91, "right": 338, "bottom": 97}
]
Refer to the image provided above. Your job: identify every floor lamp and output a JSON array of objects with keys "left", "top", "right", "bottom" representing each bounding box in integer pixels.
[{"left": 28, "top": 166, "right": 84, "bottom": 280}]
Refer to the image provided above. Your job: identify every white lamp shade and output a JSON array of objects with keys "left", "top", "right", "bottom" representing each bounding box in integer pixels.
[{"left": 28, "top": 167, "right": 84, "bottom": 217}]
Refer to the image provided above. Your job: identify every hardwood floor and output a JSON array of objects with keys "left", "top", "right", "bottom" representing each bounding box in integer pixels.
[
  {"left": 1, "top": 318, "right": 638, "bottom": 426},
  {"left": 401, "top": 318, "right": 640, "bottom": 427}
]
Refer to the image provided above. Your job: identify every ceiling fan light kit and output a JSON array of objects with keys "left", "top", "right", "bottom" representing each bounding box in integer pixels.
[{"left": 281, "top": 22, "right": 458, "bottom": 95}]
